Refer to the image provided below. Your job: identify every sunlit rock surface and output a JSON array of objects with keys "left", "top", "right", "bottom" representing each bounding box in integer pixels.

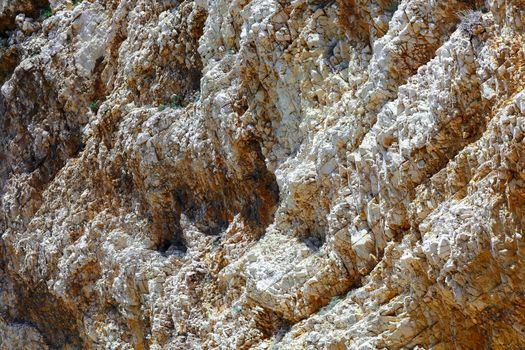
[{"left": 1, "top": 0, "right": 524, "bottom": 348}]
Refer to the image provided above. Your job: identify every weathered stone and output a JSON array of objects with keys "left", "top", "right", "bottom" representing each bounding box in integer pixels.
[{"left": 1, "top": 0, "right": 525, "bottom": 349}]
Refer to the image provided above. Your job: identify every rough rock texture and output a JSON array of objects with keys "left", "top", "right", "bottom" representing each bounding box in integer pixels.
[{"left": 1, "top": 0, "right": 525, "bottom": 348}]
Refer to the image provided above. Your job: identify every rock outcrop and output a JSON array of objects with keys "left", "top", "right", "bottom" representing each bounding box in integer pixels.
[{"left": 1, "top": 0, "right": 524, "bottom": 348}]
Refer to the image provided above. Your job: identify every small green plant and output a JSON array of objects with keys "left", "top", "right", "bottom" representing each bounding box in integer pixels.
[
  {"left": 89, "top": 100, "right": 99, "bottom": 113},
  {"left": 72, "top": 0, "right": 83, "bottom": 6},
  {"left": 41, "top": 5, "right": 53, "bottom": 19},
  {"left": 169, "top": 94, "right": 182, "bottom": 108},
  {"left": 157, "top": 95, "right": 183, "bottom": 111}
]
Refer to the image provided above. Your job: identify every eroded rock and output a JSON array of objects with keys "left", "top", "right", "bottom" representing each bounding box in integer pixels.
[{"left": 1, "top": 0, "right": 524, "bottom": 348}]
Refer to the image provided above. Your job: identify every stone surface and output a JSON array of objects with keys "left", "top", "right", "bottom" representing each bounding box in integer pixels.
[{"left": 1, "top": 0, "right": 524, "bottom": 348}]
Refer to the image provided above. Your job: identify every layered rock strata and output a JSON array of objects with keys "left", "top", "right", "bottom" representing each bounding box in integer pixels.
[{"left": 1, "top": 0, "right": 524, "bottom": 348}]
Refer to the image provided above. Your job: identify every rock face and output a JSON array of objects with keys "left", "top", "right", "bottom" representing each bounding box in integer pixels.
[{"left": 1, "top": 0, "right": 524, "bottom": 348}]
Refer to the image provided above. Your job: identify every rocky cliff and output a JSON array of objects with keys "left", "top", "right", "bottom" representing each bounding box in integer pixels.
[{"left": 1, "top": 0, "right": 524, "bottom": 348}]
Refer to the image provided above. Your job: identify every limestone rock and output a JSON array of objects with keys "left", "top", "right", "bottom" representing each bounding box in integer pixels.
[{"left": 1, "top": 0, "right": 524, "bottom": 348}]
